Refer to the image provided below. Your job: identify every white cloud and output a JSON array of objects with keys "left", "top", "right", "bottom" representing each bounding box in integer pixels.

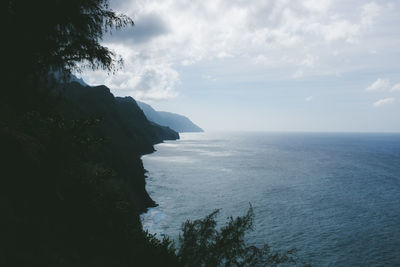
[
  {"left": 80, "top": 43, "right": 180, "bottom": 101},
  {"left": 302, "top": 0, "right": 331, "bottom": 13},
  {"left": 305, "top": 96, "right": 313, "bottom": 102},
  {"left": 79, "top": 0, "right": 398, "bottom": 100},
  {"left": 365, "top": 78, "right": 390, "bottom": 92},
  {"left": 391, "top": 83, "right": 400, "bottom": 92},
  {"left": 292, "top": 70, "right": 304, "bottom": 79},
  {"left": 372, "top": 97, "right": 395, "bottom": 107},
  {"left": 361, "top": 2, "right": 381, "bottom": 26},
  {"left": 365, "top": 79, "right": 400, "bottom": 93},
  {"left": 305, "top": 20, "right": 360, "bottom": 43},
  {"left": 301, "top": 54, "right": 316, "bottom": 67}
]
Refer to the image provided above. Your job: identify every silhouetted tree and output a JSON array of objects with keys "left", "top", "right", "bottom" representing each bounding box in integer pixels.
[
  {"left": 6, "top": 0, "right": 132, "bottom": 73},
  {"left": 4, "top": 0, "right": 133, "bottom": 108},
  {"left": 177, "top": 206, "right": 310, "bottom": 267}
]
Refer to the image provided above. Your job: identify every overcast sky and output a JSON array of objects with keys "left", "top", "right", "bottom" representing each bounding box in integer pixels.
[{"left": 80, "top": 0, "right": 400, "bottom": 132}]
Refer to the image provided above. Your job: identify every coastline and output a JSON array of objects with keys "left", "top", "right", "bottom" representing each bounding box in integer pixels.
[{"left": 140, "top": 136, "right": 181, "bottom": 213}]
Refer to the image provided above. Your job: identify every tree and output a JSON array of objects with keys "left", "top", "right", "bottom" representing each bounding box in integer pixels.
[
  {"left": 177, "top": 206, "right": 310, "bottom": 267},
  {"left": 4, "top": 0, "right": 133, "bottom": 107},
  {"left": 5, "top": 0, "right": 133, "bottom": 74}
]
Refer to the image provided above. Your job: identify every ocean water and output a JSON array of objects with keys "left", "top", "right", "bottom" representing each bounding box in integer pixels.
[{"left": 140, "top": 132, "right": 400, "bottom": 266}]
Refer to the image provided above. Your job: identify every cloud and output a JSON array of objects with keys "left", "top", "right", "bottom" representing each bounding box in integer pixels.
[
  {"left": 113, "top": 0, "right": 389, "bottom": 66},
  {"left": 361, "top": 2, "right": 381, "bottom": 26},
  {"left": 365, "top": 79, "right": 400, "bottom": 93},
  {"left": 79, "top": 0, "right": 398, "bottom": 101},
  {"left": 292, "top": 70, "right": 304, "bottom": 79},
  {"left": 80, "top": 43, "right": 179, "bottom": 101},
  {"left": 105, "top": 13, "right": 169, "bottom": 44},
  {"left": 302, "top": 0, "right": 332, "bottom": 13},
  {"left": 365, "top": 78, "right": 390, "bottom": 92},
  {"left": 391, "top": 83, "right": 400, "bottom": 92},
  {"left": 130, "top": 65, "right": 179, "bottom": 101},
  {"left": 372, "top": 97, "right": 395, "bottom": 107},
  {"left": 305, "top": 96, "right": 313, "bottom": 102},
  {"left": 305, "top": 20, "right": 359, "bottom": 43}
]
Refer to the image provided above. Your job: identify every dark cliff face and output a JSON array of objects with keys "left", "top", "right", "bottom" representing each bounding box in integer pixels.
[
  {"left": 116, "top": 96, "right": 180, "bottom": 144},
  {"left": 57, "top": 82, "right": 179, "bottom": 212},
  {"left": 0, "top": 81, "right": 181, "bottom": 266}
]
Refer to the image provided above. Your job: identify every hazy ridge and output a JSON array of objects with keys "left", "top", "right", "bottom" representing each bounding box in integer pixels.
[{"left": 137, "top": 101, "right": 203, "bottom": 133}]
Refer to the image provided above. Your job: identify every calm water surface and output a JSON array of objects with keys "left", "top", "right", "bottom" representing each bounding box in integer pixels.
[{"left": 141, "top": 132, "right": 400, "bottom": 266}]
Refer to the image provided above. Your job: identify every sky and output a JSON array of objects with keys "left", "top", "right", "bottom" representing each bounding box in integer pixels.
[{"left": 80, "top": 0, "right": 400, "bottom": 132}]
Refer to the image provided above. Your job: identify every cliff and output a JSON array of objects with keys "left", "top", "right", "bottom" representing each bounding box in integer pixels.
[
  {"left": 137, "top": 101, "right": 203, "bottom": 132},
  {"left": 56, "top": 82, "right": 179, "bottom": 211},
  {"left": 0, "top": 81, "right": 181, "bottom": 266}
]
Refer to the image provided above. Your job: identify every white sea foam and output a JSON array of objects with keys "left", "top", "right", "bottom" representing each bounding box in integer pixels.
[
  {"left": 141, "top": 207, "right": 166, "bottom": 235},
  {"left": 157, "top": 143, "right": 180, "bottom": 148},
  {"left": 145, "top": 156, "right": 196, "bottom": 163}
]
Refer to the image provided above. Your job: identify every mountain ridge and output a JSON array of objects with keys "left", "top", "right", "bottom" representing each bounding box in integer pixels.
[
  {"left": 70, "top": 75, "right": 203, "bottom": 133},
  {"left": 137, "top": 101, "right": 203, "bottom": 133},
  {"left": 56, "top": 81, "right": 180, "bottom": 211}
]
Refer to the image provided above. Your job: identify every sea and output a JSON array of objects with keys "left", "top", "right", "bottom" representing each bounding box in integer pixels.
[{"left": 140, "top": 132, "right": 400, "bottom": 266}]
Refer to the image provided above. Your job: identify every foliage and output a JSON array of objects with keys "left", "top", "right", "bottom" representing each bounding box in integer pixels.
[
  {"left": 5, "top": 0, "right": 133, "bottom": 76},
  {"left": 177, "top": 206, "right": 310, "bottom": 267},
  {"left": 3, "top": 0, "right": 133, "bottom": 109}
]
